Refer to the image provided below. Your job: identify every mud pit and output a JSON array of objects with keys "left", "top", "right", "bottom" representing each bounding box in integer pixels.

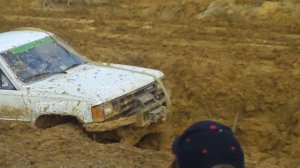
[{"left": 0, "top": 0, "right": 300, "bottom": 167}]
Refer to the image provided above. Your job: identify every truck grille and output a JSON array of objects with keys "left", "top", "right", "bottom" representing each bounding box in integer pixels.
[{"left": 116, "top": 82, "right": 166, "bottom": 117}]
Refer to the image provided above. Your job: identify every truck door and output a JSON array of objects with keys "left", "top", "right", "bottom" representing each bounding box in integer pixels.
[{"left": 0, "top": 69, "right": 29, "bottom": 121}]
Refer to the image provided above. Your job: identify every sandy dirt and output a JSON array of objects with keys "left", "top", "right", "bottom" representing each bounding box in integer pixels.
[{"left": 0, "top": 0, "right": 299, "bottom": 167}]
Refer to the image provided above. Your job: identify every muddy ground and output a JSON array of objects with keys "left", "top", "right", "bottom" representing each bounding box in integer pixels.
[{"left": 0, "top": 0, "right": 299, "bottom": 167}]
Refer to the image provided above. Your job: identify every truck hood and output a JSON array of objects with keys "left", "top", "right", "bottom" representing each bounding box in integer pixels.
[{"left": 26, "top": 63, "right": 164, "bottom": 105}]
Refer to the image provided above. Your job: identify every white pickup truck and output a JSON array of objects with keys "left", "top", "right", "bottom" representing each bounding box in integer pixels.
[{"left": 0, "top": 28, "right": 169, "bottom": 132}]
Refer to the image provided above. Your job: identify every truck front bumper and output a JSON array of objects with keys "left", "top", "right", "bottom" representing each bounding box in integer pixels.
[{"left": 83, "top": 105, "right": 167, "bottom": 132}]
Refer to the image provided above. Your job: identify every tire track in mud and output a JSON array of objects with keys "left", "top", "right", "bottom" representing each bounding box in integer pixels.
[{"left": 1, "top": 14, "right": 300, "bottom": 47}]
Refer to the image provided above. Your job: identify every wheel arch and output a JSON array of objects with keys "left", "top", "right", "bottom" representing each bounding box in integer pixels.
[{"left": 34, "top": 114, "right": 84, "bottom": 128}]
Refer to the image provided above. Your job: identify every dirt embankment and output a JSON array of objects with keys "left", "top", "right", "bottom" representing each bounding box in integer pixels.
[
  {"left": 0, "top": 0, "right": 299, "bottom": 167},
  {"left": 0, "top": 121, "right": 172, "bottom": 167}
]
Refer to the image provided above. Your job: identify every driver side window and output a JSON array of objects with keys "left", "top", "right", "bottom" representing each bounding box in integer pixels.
[{"left": 0, "top": 69, "right": 15, "bottom": 90}]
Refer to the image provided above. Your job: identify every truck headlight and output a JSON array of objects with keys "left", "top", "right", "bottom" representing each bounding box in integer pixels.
[{"left": 91, "top": 102, "right": 114, "bottom": 120}]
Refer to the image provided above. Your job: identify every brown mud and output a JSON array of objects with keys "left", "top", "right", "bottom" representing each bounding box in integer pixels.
[{"left": 0, "top": 0, "right": 299, "bottom": 167}]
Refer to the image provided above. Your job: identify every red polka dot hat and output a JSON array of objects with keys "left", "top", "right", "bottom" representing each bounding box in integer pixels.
[{"left": 172, "top": 120, "right": 244, "bottom": 168}]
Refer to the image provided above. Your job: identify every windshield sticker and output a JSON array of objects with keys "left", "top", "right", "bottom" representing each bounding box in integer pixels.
[{"left": 11, "top": 37, "right": 54, "bottom": 55}]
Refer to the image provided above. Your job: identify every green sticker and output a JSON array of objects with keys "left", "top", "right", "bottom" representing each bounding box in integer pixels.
[{"left": 11, "top": 37, "right": 54, "bottom": 55}]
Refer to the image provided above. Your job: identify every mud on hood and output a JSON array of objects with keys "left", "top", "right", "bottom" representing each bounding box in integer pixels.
[{"left": 26, "top": 63, "right": 164, "bottom": 105}]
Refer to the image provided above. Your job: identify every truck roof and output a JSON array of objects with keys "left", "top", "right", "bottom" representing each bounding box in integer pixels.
[{"left": 0, "top": 30, "right": 50, "bottom": 53}]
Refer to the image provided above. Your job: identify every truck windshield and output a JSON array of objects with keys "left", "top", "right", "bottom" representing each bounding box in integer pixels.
[{"left": 1, "top": 36, "right": 85, "bottom": 83}]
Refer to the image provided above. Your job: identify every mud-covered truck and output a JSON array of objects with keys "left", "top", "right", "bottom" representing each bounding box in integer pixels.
[{"left": 0, "top": 28, "right": 169, "bottom": 133}]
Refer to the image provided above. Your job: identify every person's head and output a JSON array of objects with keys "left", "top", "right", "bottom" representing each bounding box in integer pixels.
[{"left": 172, "top": 120, "right": 244, "bottom": 168}]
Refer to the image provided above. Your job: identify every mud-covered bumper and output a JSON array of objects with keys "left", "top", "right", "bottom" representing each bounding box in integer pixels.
[
  {"left": 83, "top": 105, "right": 167, "bottom": 132},
  {"left": 84, "top": 81, "right": 169, "bottom": 132}
]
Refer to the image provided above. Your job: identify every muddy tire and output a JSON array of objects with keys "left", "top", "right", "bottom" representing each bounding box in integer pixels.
[{"left": 117, "top": 123, "right": 169, "bottom": 150}]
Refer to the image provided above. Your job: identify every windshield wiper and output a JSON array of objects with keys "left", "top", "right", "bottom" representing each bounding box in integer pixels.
[
  {"left": 23, "top": 71, "right": 67, "bottom": 82},
  {"left": 63, "top": 62, "right": 86, "bottom": 72}
]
